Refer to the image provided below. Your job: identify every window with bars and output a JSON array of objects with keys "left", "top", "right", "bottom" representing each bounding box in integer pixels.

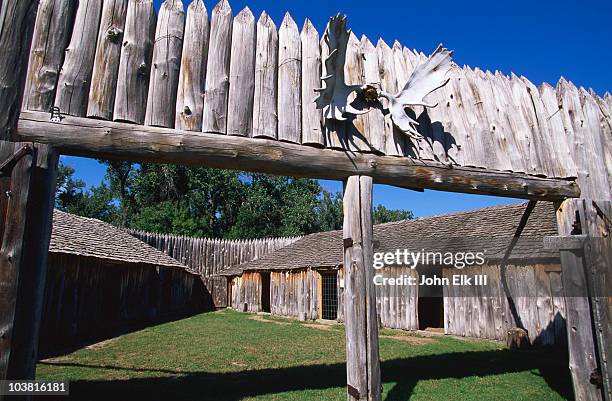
[{"left": 321, "top": 271, "right": 338, "bottom": 320}]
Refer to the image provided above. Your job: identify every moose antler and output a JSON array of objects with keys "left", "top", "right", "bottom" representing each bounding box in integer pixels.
[
  {"left": 314, "top": 14, "right": 367, "bottom": 121},
  {"left": 379, "top": 45, "right": 453, "bottom": 138}
]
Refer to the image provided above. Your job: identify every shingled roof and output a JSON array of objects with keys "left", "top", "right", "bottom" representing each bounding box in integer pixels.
[
  {"left": 219, "top": 202, "right": 559, "bottom": 276},
  {"left": 50, "top": 210, "right": 186, "bottom": 269}
]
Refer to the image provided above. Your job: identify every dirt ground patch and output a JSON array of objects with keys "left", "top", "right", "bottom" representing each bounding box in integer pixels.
[
  {"left": 380, "top": 334, "right": 436, "bottom": 345},
  {"left": 303, "top": 323, "right": 333, "bottom": 331},
  {"left": 248, "top": 314, "right": 291, "bottom": 325}
]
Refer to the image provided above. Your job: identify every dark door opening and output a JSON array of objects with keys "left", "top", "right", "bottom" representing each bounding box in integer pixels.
[
  {"left": 260, "top": 272, "right": 271, "bottom": 313},
  {"left": 418, "top": 297, "right": 444, "bottom": 330},
  {"left": 321, "top": 271, "right": 338, "bottom": 320}
]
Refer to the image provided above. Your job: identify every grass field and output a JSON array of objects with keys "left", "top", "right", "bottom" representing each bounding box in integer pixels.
[{"left": 36, "top": 310, "right": 573, "bottom": 401}]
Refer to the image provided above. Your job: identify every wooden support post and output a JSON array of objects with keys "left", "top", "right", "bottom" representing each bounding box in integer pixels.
[
  {"left": 555, "top": 199, "right": 604, "bottom": 401},
  {"left": 343, "top": 175, "right": 381, "bottom": 401},
  {"left": 0, "top": 141, "right": 58, "bottom": 390}
]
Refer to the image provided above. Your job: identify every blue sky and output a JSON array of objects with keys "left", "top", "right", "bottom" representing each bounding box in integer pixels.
[{"left": 61, "top": 0, "right": 611, "bottom": 217}]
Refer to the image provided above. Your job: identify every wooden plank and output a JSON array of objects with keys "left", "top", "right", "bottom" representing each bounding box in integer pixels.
[
  {"left": 549, "top": 271, "right": 567, "bottom": 347},
  {"left": 0, "top": 142, "right": 58, "bottom": 384},
  {"left": 277, "top": 12, "right": 301, "bottom": 143},
  {"left": 556, "top": 199, "right": 603, "bottom": 401},
  {"left": 534, "top": 266, "right": 555, "bottom": 346},
  {"left": 17, "top": 110, "right": 581, "bottom": 200},
  {"left": 54, "top": 0, "right": 103, "bottom": 117},
  {"left": 144, "top": 0, "right": 185, "bottom": 128},
  {"left": 227, "top": 7, "right": 256, "bottom": 137},
  {"left": 22, "top": 0, "right": 76, "bottom": 113},
  {"left": 113, "top": 0, "right": 156, "bottom": 124},
  {"left": 87, "top": 0, "right": 129, "bottom": 120},
  {"left": 343, "top": 175, "right": 381, "bottom": 401},
  {"left": 300, "top": 19, "right": 323, "bottom": 147},
  {"left": 175, "top": 0, "right": 209, "bottom": 131},
  {"left": 0, "top": 0, "right": 38, "bottom": 138},
  {"left": 252, "top": 11, "right": 278, "bottom": 139},
  {"left": 201, "top": 0, "right": 232, "bottom": 134}
]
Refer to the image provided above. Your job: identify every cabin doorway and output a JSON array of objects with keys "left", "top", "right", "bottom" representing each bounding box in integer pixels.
[
  {"left": 320, "top": 271, "right": 338, "bottom": 320},
  {"left": 260, "top": 272, "right": 271, "bottom": 313},
  {"left": 418, "top": 297, "right": 444, "bottom": 330}
]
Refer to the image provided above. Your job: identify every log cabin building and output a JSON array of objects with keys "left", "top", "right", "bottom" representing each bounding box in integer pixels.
[
  {"left": 220, "top": 202, "right": 566, "bottom": 347},
  {"left": 40, "top": 210, "right": 208, "bottom": 355}
]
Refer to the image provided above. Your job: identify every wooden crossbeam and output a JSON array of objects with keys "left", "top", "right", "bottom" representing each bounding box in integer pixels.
[{"left": 16, "top": 111, "right": 580, "bottom": 201}]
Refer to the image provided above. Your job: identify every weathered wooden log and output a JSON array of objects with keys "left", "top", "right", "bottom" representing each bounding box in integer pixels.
[
  {"left": 175, "top": 0, "right": 209, "bottom": 131},
  {"left": 87, "top": 0, "right": 130, "bottom": 120},
  {"left": 277, "top": 12, "right": 301, "bottom": 143},
  {"left": 17, "top": 110, "right": 581, "bottom": 200},
  {"left": 0, "top": 141, "right": 58, "bottom": 385},
  {"left": 227, "top": 7, "right": 256, "bottom": 137},
  {"left": 344, "top": 33, "right": 370, "bottom": 152},
  {"left": 300, "top": 19, "right": 323, "bottom": 146},
  {"left": 54, "top": 0, "right": 103, "bottom": 117},
  {"left": 22, "top": 0, "right": 76, "bottom": 113},
  {"left": 377, "top": 39, "right": 406, "bottom": 157},
  {"left": 113, "top": 0, "right": 156, "bottom": 124},
  {"left": 144, "top": 0, "right": 185, "bottom": 128},
  {"left": 343, "top": 175, "right": 381, "bottom": 401},
  {"left": 555, "top": 200, "right": 603, "bottom": 401},
  {"left": 252, "top": 12, "right": 278, "bottom": 139},
  {"left": 0, "top": 0, "right": 38, "bottom": 139},
  {"left": 202, "top": 0, "right": 232, "bottom": 134},
  {"left": 359, "top": 37, "right": 385, "bottom": 154}
]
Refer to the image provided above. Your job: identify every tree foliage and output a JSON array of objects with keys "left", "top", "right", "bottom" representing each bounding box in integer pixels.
[{"left": 55, "top": 160, "right": 413, "bottom": 238}]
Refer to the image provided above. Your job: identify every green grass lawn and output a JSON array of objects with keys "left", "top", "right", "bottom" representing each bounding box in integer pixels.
[{"left": 36, "top": 310, "right": 573, "bottom": 401}]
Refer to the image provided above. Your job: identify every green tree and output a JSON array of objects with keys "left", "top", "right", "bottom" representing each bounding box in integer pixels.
[
  {"left": 55, "top": 161, "right": 116, "bottom": 221},
  {"left": 56, "top": 159, "right": 414, "bottom": 238}
]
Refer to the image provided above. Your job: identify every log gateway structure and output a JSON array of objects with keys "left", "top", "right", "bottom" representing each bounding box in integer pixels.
[
  {"left": 130, "top": 231, "right": 301, "bottom": 307},
  {"left": 220, "top": 202, "right": 568, "bottom": 347},
  {"left": 0, "top": 0, "right": 610, "bottom": 400},
  {"left": 42, "top": 210, "right": 207, "bottom": 356}
]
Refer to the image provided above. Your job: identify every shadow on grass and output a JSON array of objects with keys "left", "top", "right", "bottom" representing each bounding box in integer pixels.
[{"left": 37, "top": 348, "right": 573, "bottom": 401}]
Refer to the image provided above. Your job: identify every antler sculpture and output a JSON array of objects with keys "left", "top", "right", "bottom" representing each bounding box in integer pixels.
[
  {"left": 379, "top": 45, "right": 453, "bottom": 139},
  {"left": 315, "top": 15, "right": 453, "bottom": 140},
  {"left": 314, "top": 15, "right": 367, "bottom": 120}
]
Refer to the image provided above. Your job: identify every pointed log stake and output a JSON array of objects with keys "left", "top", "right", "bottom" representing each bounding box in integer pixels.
[
  {"left": 0, "top": 0, "right": 37, "bottom": 139},
  {"left": 144, "top": 0, "right": 185, "bottom": 128},
  {"left": 202, "top": 0, "right": 232, "bottom": 134},
  {"left": 113, "top": 0, "right": 156, "bottom": 124},
  {"left": 252, "top": 11, "right": 278, "bottom": 139},
  {"left": 54, "top": 0, "right": 103, "bottom": 117},
  {"left": 175, "top": 0, "right": 209, "bottom": 131},
  {"left": 87, "top": 0, "right": 130, "bottom": 120},
  {"left": 301, "top": 19, "right": 323, "bottom": 146},
  {"left": 278, "top": 12, "right": 301, "bottom": 143},
  {"left": 22, "top": 0, "right": 77, "bottom": 113},
  {"left": 343, "top": 175, "right": 381, "bottom": 401},
  {"left": 227, "top": 7, "right": 256, "bottom": 137}
]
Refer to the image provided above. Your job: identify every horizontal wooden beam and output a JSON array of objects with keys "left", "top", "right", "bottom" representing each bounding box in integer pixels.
[
  {"left": 16, "top": 110, "right": 580, "bottom": 200},
  {"left": 543, "top": 235, "right": 587, "bottom": 251}
]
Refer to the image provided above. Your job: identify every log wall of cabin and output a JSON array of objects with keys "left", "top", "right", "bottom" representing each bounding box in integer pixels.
[
  {"left": 39, "top": 253, "right": 209, "bottom": 356},
  {"left": 228, "top": 263, "right": 567, "bottom": 346}
]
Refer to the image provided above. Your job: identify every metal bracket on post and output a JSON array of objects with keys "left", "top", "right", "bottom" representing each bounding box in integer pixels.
[{"left": 0, "top": 145, "right": 32, "bottom": 177}]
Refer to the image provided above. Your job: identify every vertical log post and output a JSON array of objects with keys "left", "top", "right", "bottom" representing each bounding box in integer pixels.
[
  {"left": 0, "top": 0, "right": 38, "bottom": 140},
  {"left": 0, "top": 141, "right": 58, "bottom": 392},
  {"left": 555, "top": 199, "right": 604, "bottom": 401},
  {"left": 343, "top": 175, "right": 381, "bottom": 401}
]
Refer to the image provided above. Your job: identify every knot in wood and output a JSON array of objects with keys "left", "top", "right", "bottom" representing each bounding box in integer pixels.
[
  {"left": 368, "top": 159, "right": 377, "bottom": 169},
  {"left": 106, "top": 27, "right": 122, "bottom": 43},
  {"left": 183, "top": 106, "right": 192, "bottom": 116},
  {"left": 137, "top": 63, "right": 147, "bottom": 76}
]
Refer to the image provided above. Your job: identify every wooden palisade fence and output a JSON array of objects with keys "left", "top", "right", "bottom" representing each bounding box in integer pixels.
[
  {"left": 130, "top": 230, "right": 300, "bottom": 277},
  {"left": 0, "top": 0, "right": 610, "bottom": 400}
]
